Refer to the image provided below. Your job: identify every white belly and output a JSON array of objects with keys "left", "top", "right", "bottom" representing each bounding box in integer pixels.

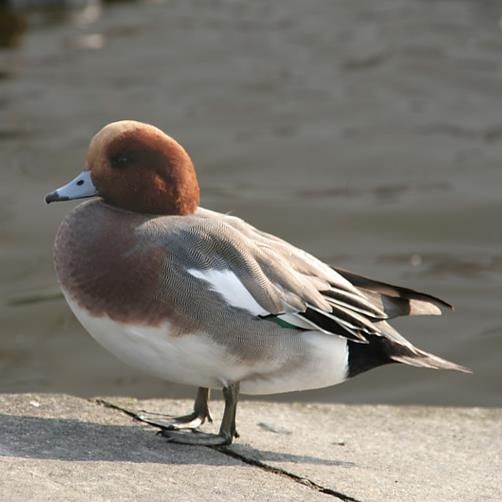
[
  {"left": 64, "top": 292, "right": 349, "bottom": 395},
  {"left": 65, "top": 294, "right": 245, "bottom": 388}
]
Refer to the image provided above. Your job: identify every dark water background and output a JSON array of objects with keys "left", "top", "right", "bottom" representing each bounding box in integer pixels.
[{"left": 0, "top": 0, "right": 501, "bottom": 406}]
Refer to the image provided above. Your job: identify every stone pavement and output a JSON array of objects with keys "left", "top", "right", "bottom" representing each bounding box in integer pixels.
[{"left": 1, "top": 394, "right": 500, "bottom": 501}]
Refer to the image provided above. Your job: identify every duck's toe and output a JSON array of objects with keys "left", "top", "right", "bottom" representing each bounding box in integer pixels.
[
  {"left": 161, "top": 429, "right": 233, "bottom": 446},
  {"left": 136, "top": 410, "right": 210, "bottom": 431}
]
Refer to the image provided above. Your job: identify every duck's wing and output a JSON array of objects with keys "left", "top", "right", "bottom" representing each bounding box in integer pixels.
[
  {"left": 180, "top": 212, "right": 452, "bottom": 346},
  {"left": 332, "top": 268, "right": 453, "bottom": 318}
]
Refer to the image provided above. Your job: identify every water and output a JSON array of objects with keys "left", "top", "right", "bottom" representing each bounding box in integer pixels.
[{"left": 0, "top": 0, "right": 501, "bottom": 406}]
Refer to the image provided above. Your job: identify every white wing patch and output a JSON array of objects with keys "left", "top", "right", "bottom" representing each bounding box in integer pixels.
[{"left": 187, "top": 268, "right": 269, "bottom": 316}]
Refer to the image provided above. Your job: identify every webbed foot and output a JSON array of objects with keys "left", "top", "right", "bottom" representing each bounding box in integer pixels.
[
  {"left": 161, "top": 429, "right": 232, "bottom": 446},
  {"left": 134, "top": 387, "right": 212, "bottom": 431},
  {"left": 161, "top": 382, "right": 240, "bottom": 446}
]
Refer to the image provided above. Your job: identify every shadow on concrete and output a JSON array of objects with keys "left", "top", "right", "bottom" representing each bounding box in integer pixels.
[
  {"left": 1, "top": 413, "right": 226, "bottom": 465},
  {"left": 0, "top": 413, "right": 351, "bottom": 467},
  {"left": 230, "top": 444, "right": 355, "bottom": 468}
]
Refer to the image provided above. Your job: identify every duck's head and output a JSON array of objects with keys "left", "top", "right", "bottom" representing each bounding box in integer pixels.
[{"left": 45, "top": 120, "right": 200, "bottom": 215}]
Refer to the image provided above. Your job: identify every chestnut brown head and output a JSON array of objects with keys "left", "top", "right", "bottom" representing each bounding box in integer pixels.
[{"left": 46, "top": 120, "right": 200, "bottom": 216}]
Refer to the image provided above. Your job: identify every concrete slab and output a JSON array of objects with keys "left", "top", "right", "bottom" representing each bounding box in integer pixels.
[
  {"left": 1, "top": 394, "right": 501, "bottom": 501},
  {"left": 0, "top": 394, "right": 330, "bottom": 502},
  {"left": 228, "top": 401, "right": 502, "bottom": 502}
]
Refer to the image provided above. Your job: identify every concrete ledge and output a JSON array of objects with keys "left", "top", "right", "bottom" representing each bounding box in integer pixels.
[{"left": 1, "top": 394, "right": 500, "bottom": 501}]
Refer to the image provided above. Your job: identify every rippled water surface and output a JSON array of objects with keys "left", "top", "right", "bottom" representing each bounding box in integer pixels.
[{"left": 0, "top": 0, "right": 501, "bottom": 406}]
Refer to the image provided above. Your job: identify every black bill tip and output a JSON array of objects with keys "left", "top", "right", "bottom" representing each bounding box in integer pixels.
[{"left": 45, "top": 191, "right": 68, "bottom": 204}]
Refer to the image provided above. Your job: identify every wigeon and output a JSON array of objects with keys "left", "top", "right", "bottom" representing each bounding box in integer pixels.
[{"left": 46, "top": 120, "right": 469, "bottom": 446}]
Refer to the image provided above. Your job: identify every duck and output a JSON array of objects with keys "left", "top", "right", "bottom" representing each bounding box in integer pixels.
[{"left": 45, "top": 120, "right": 470, "bottom": 446}]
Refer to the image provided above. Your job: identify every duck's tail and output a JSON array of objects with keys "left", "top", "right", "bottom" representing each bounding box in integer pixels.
[
  {"left": 347, "top": 326, "right": 471, "bottom": 377},
  {"left": 388, "top": 342, "right": 471, "bottom": 373}
]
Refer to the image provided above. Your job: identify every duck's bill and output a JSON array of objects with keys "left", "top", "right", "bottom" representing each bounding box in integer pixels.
[{"left": 45, "top": 170, "right": 99, "bottom": 204}]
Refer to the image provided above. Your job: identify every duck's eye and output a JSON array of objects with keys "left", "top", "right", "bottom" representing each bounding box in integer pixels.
[{"left": 110, "top": 153, "right": 130, "bottom": 169}]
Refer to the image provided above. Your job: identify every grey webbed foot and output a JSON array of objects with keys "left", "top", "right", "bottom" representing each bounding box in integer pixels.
[
  {"left": 161, "top": 383, "right": 240, "bottom": 446},
  {"left": 134, "top": 387, "right": 212, "bottom": 431},
  {"left": 136, "top": 410, "right": 210, "bottom": 430},
  {"left": 161, "top": 429, "right": 233, "bottom": 446}
]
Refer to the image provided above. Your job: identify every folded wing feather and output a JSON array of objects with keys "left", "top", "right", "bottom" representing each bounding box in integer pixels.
[{"left": 185, "top": 212, "right": 452, "bottom": 346}]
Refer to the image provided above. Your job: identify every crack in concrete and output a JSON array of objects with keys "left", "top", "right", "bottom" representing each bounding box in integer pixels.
[
  {"left": 219, "top": 446, "right": 361, "bottom": 502},
  {"left": 93, "top": 399, "right": 361, "bottom": 502}
]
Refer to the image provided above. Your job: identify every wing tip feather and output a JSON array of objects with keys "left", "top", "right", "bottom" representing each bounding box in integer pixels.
[{"left": 391, "top": 352, "right": 471, "bottom": 373}]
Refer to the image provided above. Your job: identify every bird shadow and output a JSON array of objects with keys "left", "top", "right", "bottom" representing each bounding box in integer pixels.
[{"left": 0, "top": 413, "right": 353, "bottom": 468}]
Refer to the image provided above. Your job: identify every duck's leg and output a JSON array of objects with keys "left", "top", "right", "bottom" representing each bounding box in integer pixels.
[
  {"left": 135, "top": 387, "right": 213, "bottom": 431},
  {"left": 161, "top": 382, "right": 240, "bottom": 446}
]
